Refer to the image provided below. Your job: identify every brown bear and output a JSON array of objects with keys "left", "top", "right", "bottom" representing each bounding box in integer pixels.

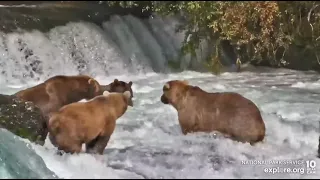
[
  {"left": 14, "top": 75, "right": 101, "bottom": 118},
  {"left": 160, "top": 80, "right": 266, "bottom": 145},
  {"left": 14, "top": 75, "right": 134, "bottom": 145},
  {"left": 48, "top": 90, "right": 132, "bottom": 155}
]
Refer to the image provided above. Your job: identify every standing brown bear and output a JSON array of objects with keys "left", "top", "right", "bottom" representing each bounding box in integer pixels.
[
  {"left": 48, "top": 90, "right": 132, "bottom": 155},
  {"left": 14, "top": 75, "right": 101, "bottom": 118},
  {"left": 14, "top": 75, "right": 134, "bottom": 145},
  {"left": 160, "top": 80, "right": 266, "bottom": 145}
]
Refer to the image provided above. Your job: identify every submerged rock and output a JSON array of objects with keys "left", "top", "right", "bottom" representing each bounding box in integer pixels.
[{"left": 0, "top": 94, "right": 47, "bottom": 145}]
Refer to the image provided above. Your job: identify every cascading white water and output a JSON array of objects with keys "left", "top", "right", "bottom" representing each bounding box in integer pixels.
[
  {"left": 0, "top": 129, "right": 57, "bottom": 178},
  {"left": 0, "top": 14, "right": 208, "bottom": 86}
]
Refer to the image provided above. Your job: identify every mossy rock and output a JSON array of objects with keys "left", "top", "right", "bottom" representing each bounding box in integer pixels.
[{"left": 0, "top": 94, "right": 47, "bottom": 145}]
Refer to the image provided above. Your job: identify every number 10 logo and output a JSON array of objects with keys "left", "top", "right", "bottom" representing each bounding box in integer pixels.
[{"left": 306, "top": 160, "right": 316, "bottom": 174}]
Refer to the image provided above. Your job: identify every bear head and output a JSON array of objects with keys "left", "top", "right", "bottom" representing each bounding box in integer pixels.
[
  {"left": 160, "top": 80, "right": 189, "bottom": 107},
  {"left": 102, "top": 90, "right": 132, "bottom": 107},
  {"left": 100, "top": 79, "right": 134, "bottom": 106}
]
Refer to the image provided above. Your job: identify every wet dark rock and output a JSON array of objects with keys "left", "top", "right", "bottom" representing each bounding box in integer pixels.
[{"left": 0, "top": 94, "right": 47, "bottom": 145}]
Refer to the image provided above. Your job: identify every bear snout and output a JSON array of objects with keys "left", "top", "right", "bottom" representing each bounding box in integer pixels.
[
  {"left": 128, "top": 98, "right": 133, "bottom": 107},
  {"left": 161, "top": 94, "right": 169, "bottom": 104}
]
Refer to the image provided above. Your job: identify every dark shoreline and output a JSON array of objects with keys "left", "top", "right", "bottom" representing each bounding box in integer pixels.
[{"left": 0, "top": 1, "right": 152, "bottom": 33}]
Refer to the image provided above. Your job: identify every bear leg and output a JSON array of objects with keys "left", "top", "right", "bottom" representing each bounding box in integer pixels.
[
  {"left": 49, "top": 132, "right": 57, "bottom": 147},
  {"left": 85, "top": 134, "right": 100, "bottom": 151},
  {"left": 58, "top": 142, "right": 82, "bottom": 154},
  {"left": 53, "top": 132, "right": 82, "bottom": 154},
  {"left": 85, "top": 135, "right": 111, "bottom": 155},
  {"left": 37, "top": 121, "right": 49, "bottom": 145}
]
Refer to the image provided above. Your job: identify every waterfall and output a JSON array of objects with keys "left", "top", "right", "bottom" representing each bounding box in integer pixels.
[{"left": 0, "top": 14, "right": 214, "bottom": 85}]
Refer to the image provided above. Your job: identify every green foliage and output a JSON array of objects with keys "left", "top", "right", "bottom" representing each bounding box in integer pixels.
[
  {"left": 167, "top": 59, "right": 181, "bottom": 71},
  {"left": 106, "top": 1, "right": 320, "bottom": 73},
  {"left": 105, "top": 1, "right": 139, "bottom": 8}
]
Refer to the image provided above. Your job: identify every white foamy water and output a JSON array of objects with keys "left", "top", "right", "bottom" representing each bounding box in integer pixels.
[{"left": 1, "top": 69, "right": 320, "bottom": 179}]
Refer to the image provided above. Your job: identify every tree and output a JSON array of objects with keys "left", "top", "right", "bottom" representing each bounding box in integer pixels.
[{"left": 106, "top": 1, "right": 320, "bottom": 73}]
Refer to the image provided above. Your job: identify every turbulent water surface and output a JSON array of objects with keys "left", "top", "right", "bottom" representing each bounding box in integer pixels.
[
  {"left": 0, "top": 5, "right": 319, "bottom": 179},
  {"left": 1, "top": 70, "right": 320, "bottom": 179}
]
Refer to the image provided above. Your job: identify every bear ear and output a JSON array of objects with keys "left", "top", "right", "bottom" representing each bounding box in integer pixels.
[
  {"left": 163, "top": 83, "right": 170, "bottom": 90},
  {"left": 114, "top": 79, "right": 119, "bottom": 84},
  {"left": 128, "top": 81, "right": 133, "bottom": 87},
  {"left": 103, "top": 91, "right": 111, "bottom": 97},
  {"left": 123, "top": 91, "right": 131, "bottom": 99}
]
